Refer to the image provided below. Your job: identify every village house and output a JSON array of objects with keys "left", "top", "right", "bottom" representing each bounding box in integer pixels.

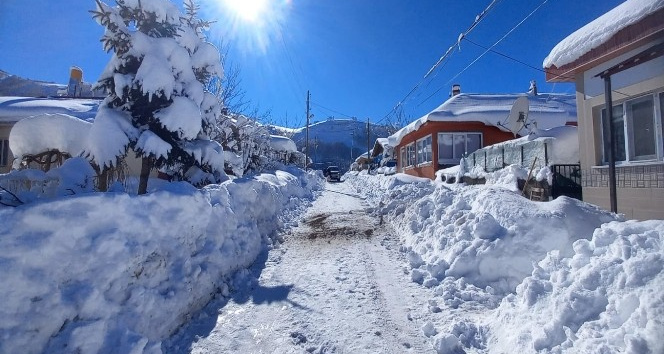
[
  {"left": 388, "top": 88, "right": 577, "bottom": 179},
  {"left": 544, "top": 0, "right": 664, "bottom": 220}
]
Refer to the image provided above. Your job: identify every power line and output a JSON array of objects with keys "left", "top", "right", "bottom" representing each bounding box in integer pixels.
[
  {"left": 460, "top": 37, "right": 633, "bottom": 99},
  {"left": 445, "top": 0, "right": 549, "bottom": 88},
  {"left": 416, "top": 0, "right": 549, "bottom": 108},
  {"left": 424, "top": 0, "right": 504, "bottom": 79},
  {"left": 310, "top": 101, "right": 355, "bottom": 119},
  {"left": 376, "top": 0, "right": 505, "bottom": 125}
]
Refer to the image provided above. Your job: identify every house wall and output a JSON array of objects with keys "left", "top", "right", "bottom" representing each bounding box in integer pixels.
[
  {"left": 575, "top": 41, "right": 664, "bottom": 220},
  {"left": 396, "top": 121, "right": 515, "bottom": 179}
]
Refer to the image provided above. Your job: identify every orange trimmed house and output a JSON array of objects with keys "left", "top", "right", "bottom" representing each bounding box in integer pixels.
[
  {"left": 388, "top": 91, "right": 577, "bottom": 179},
  {"left": 544, "top": 0, "right": 664, "bottom": 219}
]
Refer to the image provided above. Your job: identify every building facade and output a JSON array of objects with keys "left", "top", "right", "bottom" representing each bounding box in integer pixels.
[
  {"left": 544, "top": 0, "right": 664, "bottom": 219},
  {"left": 389, "top": 92, "right": 577, "bottom": 180}
]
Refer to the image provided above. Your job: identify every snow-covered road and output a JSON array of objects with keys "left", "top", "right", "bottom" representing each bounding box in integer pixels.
[{"left": 165, "top": 180, "right": 434, "bottom": 353}]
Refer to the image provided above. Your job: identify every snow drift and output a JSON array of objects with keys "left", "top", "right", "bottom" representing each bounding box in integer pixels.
[
  {"left": 0, "top": 168, "right": 323, "bottom": 354},
  {"left": 488, "top": 220, "right": 664, "bottom": 353},
  {"left": 346, "top": 170, "right": 662, "bottom": 353}
]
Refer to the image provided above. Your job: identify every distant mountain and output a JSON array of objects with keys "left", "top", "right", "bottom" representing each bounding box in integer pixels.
[
  {"left": 0, "top": 69, "right": 101, "bottom": 98},
  {"left": 269, "top": 118, "right": 395, "bottom": 171},
  {"left": 0, "top": 69, "right": 66, "bottom": 97}
]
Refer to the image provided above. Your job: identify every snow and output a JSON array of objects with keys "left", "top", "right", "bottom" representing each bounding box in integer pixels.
[
  {"left": 154, "top": 96, "right": 202, "bottom": 140},
  {"left": 2, "top": 141, "right": 662, "bottom": 353},
  {"left": 346, "top": 170, "right": 662, "bottom": 353},
  {"left": 488, "top": 220, "right": 664, "bottom": 353},
  {"left": 269, "top": 134, "right": 297, "bottom": 152},
  {"left": 85, "top": 104, "right": 139, "bottom": 168},
  {"left": 8, "top": 113, "right": 91, "bottom": 168},
  {"left": 0, "top": 96, "right": 100, "bottom": 124},
  {"left": 0, "top": 157, "right": 96, "bottom": 203},
  {"left": 0, "top": 168, "right": 323, "bottom": 353},
  {"left": 388, "top": 93, "right": 577, "bottom": 146},
  {"left": 543, "top": 0, "right": 664, "bottom": 68},
  {"left": 136, "top": 130, "right": 172, "bottom": 159}
]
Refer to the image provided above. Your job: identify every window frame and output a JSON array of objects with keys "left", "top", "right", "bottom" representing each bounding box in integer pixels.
[
  {"left": 599, "top": 91, "right": 664, "bottom": 165},
  {"left": 416, "top": 135, "right": 432, "bottom": 166},
  {"left": 437, "top": 132, "right": 483, "bottom": 165}
]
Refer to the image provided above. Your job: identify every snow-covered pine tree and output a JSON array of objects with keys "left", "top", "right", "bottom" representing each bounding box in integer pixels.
[{"left": 88, "top": 0, "right": 225, "bottom": 193}]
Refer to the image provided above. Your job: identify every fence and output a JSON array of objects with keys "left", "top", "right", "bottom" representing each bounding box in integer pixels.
[{"left": 462, "top": 138, "right": 552, "bottom": 172}]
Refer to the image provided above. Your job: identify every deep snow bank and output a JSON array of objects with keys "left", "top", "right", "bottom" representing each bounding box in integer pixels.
[
  {"left": 345, "top": 171, "right": 662, "bottom": 352},
  {"left": 349, "top": 172, "right": 617, "bottom": 296},
  {"left": 488, "top": 220, "right": 664, "bottom": 353},
  {"left": 0, "top": 168, "right": 323, "bottom": 354}
]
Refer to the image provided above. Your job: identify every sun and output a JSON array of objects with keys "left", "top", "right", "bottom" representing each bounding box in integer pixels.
[{"left": 224, "top": 0, "right": 268, "bottom": 22}]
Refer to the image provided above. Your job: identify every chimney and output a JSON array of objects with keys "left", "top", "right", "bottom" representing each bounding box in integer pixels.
[
  {"left": 68, "top": 66, "right": 83, "bottom": 97},
  {"left": 528, "top": 80, "right": 537, "bottom": 95},
  {"left": 451, "top": 84, "right": 461, "bottom": 96}
]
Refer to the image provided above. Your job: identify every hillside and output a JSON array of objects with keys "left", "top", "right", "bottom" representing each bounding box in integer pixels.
[
  {"left": 0, "top": 69, "right": 65, "bottom": 97},
  {"left": 0, "top": 69, "right": 99, "bottom": 97},
  {"left": 269, "top": 118, "right": 394, "bottom": 171}
]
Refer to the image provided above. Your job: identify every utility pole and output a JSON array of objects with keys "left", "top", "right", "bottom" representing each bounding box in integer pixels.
[
  {"left": 305, "top": 90, "right": 310, "bottom": 170},
  {"left": 350, "top": 131, "right": 354, "bottom": 160},
  {"left": 366, "top": 118, "right": 370, "bottom": 171}
]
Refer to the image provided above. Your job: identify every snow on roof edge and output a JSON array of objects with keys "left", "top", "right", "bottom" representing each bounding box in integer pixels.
[{"left": 543, "top": 0, "right": 664, "bottom": 68}]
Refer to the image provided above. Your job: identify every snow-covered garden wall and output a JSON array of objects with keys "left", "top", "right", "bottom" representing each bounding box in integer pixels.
[{"left": 0, "top": 168, "right": 323, "bottom": 353}]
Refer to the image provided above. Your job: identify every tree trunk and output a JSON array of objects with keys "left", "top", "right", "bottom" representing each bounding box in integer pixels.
[
  {"left": 98, "top": 168, "right": 109, "bottom": 192},
  {"left": 138, "top": 156, "right": 152, "bottom": 195}
]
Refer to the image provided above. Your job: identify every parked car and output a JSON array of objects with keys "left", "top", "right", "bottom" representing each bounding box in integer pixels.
[{"left": 323, "top": 166, "right": 341, "bottom": 182}]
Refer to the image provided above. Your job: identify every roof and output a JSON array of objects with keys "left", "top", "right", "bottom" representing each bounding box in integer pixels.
[
  {"left": 544, "top": 0, "right": 664, "bottom": 82},
  {"left": 388, "top": 93, "right": 577, "bottom": 146},
  {"left": 0, "top": 96, "right": 101, "bottom": 124}
]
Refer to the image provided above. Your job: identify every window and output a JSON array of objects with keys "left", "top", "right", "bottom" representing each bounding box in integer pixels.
[
  {"left": 0, "top": 139, "right": 9, "bottom": 167},
  {"left": 400, "top": 146, "right": 407, "bottom": 171},
  {"left": 416, "top": 135, "right": 432, "bottom": 165},
  {"left": 406, "top": 143, "right": 416, "bottom": 167},
  {"left": 600, "top": 91, "right": 663, "bottom": 164},
  {"left": 437, "top": 133, "right": 482, "bottom": 164},
  {"left": 601, "top": 104, "right": 626, "bottom": 162}
]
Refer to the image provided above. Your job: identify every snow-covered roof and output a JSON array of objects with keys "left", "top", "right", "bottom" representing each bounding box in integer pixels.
[
  {"left": 269, "top": 135, "right": 297, "bottom": 152},
  {"left": 543, "top": 0, "right": 664, "bottom": 69},
  {"left": 388, "top": 93, "right": 576, "bottom": 146},
  {"left": 0, "top": 96, "right": 101, "bottom": 124},
  {"left": 375, "top": 138, "right": 389, "bottom": 147}
]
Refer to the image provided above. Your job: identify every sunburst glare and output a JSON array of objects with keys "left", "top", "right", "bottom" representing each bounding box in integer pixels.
[
  {"left": 204, "top": 0, "right": 292, "bottom": 55},
  {"left": 223, "top": 0, "right": 268, "bottom": 22}
]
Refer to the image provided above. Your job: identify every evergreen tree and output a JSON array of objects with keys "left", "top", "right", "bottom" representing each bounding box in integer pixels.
[{"left": 89, "top": 0, "right": 225, "bottom": 193}]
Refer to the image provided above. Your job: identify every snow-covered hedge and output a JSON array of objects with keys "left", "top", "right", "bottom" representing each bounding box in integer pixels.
[{"left": 0, "top": 168, "right": 323, "bottom": 353}]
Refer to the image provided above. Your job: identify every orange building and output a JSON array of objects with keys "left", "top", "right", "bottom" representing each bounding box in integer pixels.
[{"left": 389, "top": 91, "right": 577, "bottom": 179}]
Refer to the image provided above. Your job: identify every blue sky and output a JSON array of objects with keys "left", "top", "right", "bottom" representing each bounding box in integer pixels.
[{"left": 0, "top": 0, "right": 623, "bottom": 128}]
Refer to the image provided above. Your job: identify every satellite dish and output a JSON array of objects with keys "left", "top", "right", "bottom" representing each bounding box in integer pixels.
[{"left": 506, "top": 96, "right": 529, "bottom": 137}]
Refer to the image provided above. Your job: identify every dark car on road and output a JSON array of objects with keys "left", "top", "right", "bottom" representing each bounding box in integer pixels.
[{"left": 323, "top": 166, "right": 341, "bottom": 182}]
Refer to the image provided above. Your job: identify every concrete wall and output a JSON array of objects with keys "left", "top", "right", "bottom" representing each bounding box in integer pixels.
[{"left": 575, "top": 41, "right": 664, "bottom": 220}]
